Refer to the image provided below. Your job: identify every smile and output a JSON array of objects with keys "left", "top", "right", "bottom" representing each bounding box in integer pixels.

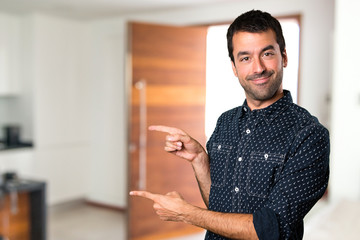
[
  {"left": 251, "top": 75, "right": 271, "bottom": 85},
  {"left": 246, "top": 71, "right": 274, "bottom": 84}
]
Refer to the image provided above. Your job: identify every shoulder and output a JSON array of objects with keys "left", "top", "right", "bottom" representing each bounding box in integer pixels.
[
  {"left": 286, "top": 103, "right": 330, "bottom": 146},
  {"left": 217, "top": 106, "right": 241, "bottom": 122},
  {"left": 287, "top": 103, "right": 327, "bottom": 131},
  {"left": 206, "top": 106, "right": 241, "bottom": 148}
]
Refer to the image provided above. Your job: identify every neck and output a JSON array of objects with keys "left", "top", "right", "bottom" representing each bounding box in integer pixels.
[{"left": 247, "top": 89, "right": 284, "bottom": 110}]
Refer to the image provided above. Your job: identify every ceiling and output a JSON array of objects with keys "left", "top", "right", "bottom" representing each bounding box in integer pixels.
[{"left": 0, "top": 0, "right": 239, "bottom": 19}]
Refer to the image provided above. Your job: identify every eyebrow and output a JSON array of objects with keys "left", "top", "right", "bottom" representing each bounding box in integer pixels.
[
  {"left": 236, "top": 45, "right": 276, "bottom": 59},
  {"left": 262, "top": 45, "right": 276, "bottom": 52}
]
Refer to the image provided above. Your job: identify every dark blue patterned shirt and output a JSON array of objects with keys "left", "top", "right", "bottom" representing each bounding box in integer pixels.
[{"left": 205, "top": 90, "right": 330, "bottom": 240}]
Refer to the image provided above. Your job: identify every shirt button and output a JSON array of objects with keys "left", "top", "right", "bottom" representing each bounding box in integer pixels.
[
  {"left": 217, "top": 145, "right": 221, "bottom": 150},
  {"left": 246, "top": 129, "right": 251, "bottom": 134},
  {"left": 234, "top": 187, "right": 239, "bottom": 193},
  {"left": 243, "top": 107, "right": 247, "bottom": 112},
  {"left": 264, "top": 154, "right": 269, "bottom": 160},
  {"left": 238, "top": 157, "right": 242, "bottom": 162}
]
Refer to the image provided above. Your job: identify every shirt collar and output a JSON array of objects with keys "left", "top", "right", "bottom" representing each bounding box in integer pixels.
[{"left": 237, "top": 90, "right": 293, "bottom": 124}]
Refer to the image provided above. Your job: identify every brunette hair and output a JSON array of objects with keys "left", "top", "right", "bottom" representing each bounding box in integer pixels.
[{"left": 227, "top": 10, "right": 286, "bottom": 63}]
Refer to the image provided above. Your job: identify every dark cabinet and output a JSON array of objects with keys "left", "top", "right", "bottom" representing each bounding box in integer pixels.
[{"left": 0, "top": 180, "right": 46, "bottom": 240}]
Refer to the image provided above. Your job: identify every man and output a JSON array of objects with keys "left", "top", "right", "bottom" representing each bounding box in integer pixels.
[{"left": 130, "top": 10, "right": 330, "bottom": 240}]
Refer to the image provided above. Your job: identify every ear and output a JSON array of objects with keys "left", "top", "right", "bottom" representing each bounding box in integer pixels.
[
  {"left": 282, "top": 49, "right": 288, "bottom": 68},
  {"left": 231, "top": 61, "right": 238, "bottom": 77}
]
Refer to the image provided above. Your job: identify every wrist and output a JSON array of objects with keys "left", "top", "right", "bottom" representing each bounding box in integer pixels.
[
  {"left": 192, "top": 151, "right": 209, "bottom": 166},
  {"left": 181, "top": 204, "right": 203, "bottom": 225}
]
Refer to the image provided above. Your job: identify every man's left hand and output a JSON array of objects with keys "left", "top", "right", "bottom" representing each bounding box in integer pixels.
[{"left": 130, "top": 190, "right": 194, "bottom": 222}]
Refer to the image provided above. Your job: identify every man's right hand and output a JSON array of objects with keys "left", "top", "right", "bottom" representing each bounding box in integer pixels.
[
  {"left": 149, "top": 125, "right": 211, "bottom": 206},
  {"left": 148, "top": 125, "right": 206, "bottom": 163}
]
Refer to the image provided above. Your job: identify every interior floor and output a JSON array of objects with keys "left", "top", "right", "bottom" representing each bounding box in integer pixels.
[{"left": 48, "top": 201, "right": 126, "bottom": 240}]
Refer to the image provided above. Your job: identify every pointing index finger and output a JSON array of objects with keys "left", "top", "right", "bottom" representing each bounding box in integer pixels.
[
  {"left": 148, "top": 125, "right": 185, "bottom": 135},
  {"left": 129, "top": 190, "right": 158, "bottom": 201}
]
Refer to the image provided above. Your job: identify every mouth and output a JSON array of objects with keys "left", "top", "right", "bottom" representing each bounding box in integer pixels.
[
  {"left": 252, "top": 76, "right": 271, "bottom": 85},
  {"left": 247, "top": 71, "right": 274, "bottom": 85}
]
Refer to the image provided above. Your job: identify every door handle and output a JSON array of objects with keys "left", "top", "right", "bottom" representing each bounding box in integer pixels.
[{"left": 135, "top": 79, "right": 147, "bottom": 190}]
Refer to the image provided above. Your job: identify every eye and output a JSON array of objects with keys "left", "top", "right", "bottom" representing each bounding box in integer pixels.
[
  {"left": 263, "top": 52, "right": 275, "bottom": 58},
  {"left": 240, "top": 56, "right": 250, "bottom": 62}
]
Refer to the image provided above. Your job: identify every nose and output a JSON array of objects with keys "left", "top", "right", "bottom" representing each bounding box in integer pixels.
[{"left": 252, "top": 57, "right": 265, "bottom": 74}]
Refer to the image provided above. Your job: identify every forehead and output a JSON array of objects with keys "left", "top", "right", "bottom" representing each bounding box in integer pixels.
[{"left": 232, "top": 30, "right": 279, "bottom": 52}]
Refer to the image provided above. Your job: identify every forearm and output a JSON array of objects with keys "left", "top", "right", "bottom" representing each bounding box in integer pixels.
[
  {"left": 183, "top": 205, "right": 258, "bottom": 240},
  {"left": 191, "top": 151, "right": 211, "bottom": 207}
]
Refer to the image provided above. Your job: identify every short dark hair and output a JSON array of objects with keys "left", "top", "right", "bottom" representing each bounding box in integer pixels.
[{"left": 227, "top": 10, "right": 286, "bottom": 63}]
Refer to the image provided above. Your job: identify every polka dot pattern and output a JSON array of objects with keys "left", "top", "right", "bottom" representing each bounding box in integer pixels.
[{"left": 205, "top": 90, "right": 330, "bottom": 240}]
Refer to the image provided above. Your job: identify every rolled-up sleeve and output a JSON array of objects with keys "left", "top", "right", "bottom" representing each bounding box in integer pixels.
[
  {"left": 254, "top": 124, "right": 330, "bottom": 239},
  {"left": 253, "top": 207, "right": 280, "bottom": 240}
]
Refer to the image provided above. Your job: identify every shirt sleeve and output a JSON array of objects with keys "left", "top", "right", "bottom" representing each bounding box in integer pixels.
[
  {"left": 253, "top": 207, "right": 280, "bottom": 240},
  {"left": 258, "top": 123, "right": 330, "bottom": 239}
]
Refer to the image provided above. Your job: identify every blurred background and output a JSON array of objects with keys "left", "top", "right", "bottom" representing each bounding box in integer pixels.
[{"left": 0, "top": 0, "right": 358, "bottom": 239}]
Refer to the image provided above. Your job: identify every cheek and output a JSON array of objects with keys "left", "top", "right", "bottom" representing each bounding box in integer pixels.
[
  {"left": 233, "top": 64, "right": 249, "bottom": 79},
  {"left": 269, "top": 59, "right": 283, "bottom": 70}
]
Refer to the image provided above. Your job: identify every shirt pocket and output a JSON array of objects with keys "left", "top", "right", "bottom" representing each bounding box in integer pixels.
[
  {"left": 209, "top": 143, "right": 233, "bottom": 187},
  {"left": 246, "top": 152, "right": 285, "bottom": 198}
]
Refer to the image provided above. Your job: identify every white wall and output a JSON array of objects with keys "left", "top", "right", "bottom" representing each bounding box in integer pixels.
[
  {"left": 330, "top": 0, "right": 360, "bottom": 202},
  {"left": 86, "top": 19, "right": 128, "bottom": 207},
  {"left": 31, "top": 14, "right": 93, "bottom": 204},
  {"left": 28, "top": 14, "right": 127, "bottom": 206}
]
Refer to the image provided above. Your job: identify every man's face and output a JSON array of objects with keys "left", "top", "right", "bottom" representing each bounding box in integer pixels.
[{"left": 231, "top": 30, "right": 287, "bottom": 106}]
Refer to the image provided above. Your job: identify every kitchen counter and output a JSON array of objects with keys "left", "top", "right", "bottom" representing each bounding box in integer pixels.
[
  {"left": 3, "top": 178, "right": 45, "bottom": 194},
  {"left": 0, "top": 141, "right": 33, "bottom": 151}
]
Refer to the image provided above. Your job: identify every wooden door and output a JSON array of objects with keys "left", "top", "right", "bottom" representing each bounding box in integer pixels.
[{"left": 128, "top": 22, "right": 207, "bottom": 239}]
